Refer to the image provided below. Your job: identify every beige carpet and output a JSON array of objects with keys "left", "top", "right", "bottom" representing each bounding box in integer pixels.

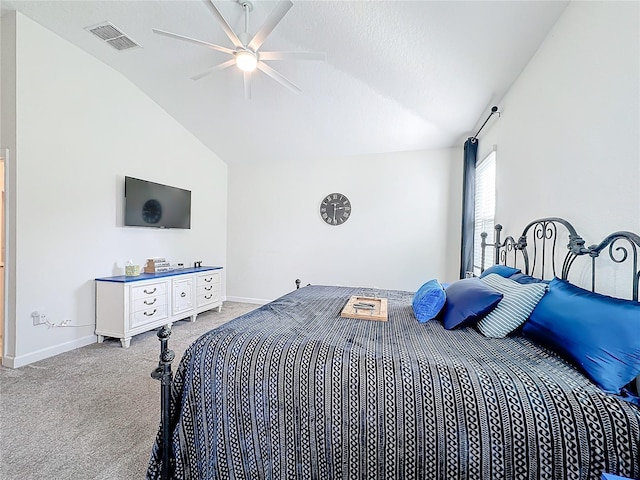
[{"left": 0, "top": 302, "right": 258, "bottom": 480}]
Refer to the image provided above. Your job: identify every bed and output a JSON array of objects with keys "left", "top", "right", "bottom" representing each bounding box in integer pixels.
[{"left": 147, "top": 217, "right": 640, "bottom": 479}]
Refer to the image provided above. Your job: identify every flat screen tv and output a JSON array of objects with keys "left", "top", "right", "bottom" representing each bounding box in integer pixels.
[{"left": 124, "top": 176, "right": 191, "bottom": 229}]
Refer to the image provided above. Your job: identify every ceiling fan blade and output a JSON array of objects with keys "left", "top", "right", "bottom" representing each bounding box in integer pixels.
[
  {"left": 248, "top": 0, "right": 293, "bottom": 52},
  {"left": 153, "top": 29, "right": 235, "bottom": 55},
  {"left": 191, "top": 58, "right": 236, "bottom": 80},
  {"left": 244, "top": 72, "right": 252, "bottom": 100},
  {"left": 202, "top": 0, "right": 243, "bottom": 49},
  {"left": 259, "top": 51, "right": 326, "bottom": 62},
  {"left": 257, "top": 61, "right": 301, "bottom": 94}
]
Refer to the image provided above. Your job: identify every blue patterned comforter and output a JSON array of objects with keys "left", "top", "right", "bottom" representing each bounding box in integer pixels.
[{"left": 148, "top": 285, "right": 640, "bottom": 479}]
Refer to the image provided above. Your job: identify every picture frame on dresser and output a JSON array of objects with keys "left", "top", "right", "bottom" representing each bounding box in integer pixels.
[{"left": 95, "top": 266, "right": 222, "bottom": 348}]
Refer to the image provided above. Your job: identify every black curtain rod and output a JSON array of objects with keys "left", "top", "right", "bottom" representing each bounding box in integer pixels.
[{"left": 472, "top": 106, "right": 499, "bottom": 141}]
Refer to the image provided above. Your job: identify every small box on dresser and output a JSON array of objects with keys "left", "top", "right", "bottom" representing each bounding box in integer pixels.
[{"left": 95, "top": 266, "right": 223, "bottom": 348}]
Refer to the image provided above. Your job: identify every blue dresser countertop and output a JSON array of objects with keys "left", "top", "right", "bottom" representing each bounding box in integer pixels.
[{"left": 96, "top": 266, "right": 222, "bottom": 283}]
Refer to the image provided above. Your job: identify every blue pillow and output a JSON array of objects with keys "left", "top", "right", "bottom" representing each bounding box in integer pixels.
[
  {"left": 509, "top": 272, "right": 549, "bottom": 284},
  {"left": 480, "top": 265, "right": 521, "bottom": 279},
  {"left": 523, "top": 277, "right": 640, "bottom": 394},
  {"left": 412, "top": 279, "right": 446, "bottom": 323},
  {"left": 441, "top": 278, "right": 503, "bottom": 330}
]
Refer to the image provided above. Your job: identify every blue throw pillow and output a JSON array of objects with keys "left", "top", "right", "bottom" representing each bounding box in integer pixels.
[
  {"left": 479, "top": 265, "right": 521, "bottom": 279},
  {"left": 412, "top": 279, "right": 446, "bottom": 323},
  {"left": 441, "top": 278, "right": 503, "bottom": 330},
  {"left": 523, "top": 277, "right": 640, "bottom": 394},
  {"left": 509, "top": 272, "right": 549, "bottom": 284}
]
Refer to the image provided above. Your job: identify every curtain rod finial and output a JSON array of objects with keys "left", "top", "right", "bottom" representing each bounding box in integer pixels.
[{"left": 491, "top": 106, "right": 498, "bottom": 113}]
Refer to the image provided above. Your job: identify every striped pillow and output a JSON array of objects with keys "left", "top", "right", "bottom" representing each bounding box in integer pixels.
[{"left": 477, "top": 273, "right": 548, "bottom": 338}]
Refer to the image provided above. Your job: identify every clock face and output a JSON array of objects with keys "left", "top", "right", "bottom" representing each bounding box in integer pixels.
[
  {"left": 320, "top": 193, "right": 351, "bottom": 226},
  {"left": 142, "top": 199, "right": 162, "bottom": 224}
]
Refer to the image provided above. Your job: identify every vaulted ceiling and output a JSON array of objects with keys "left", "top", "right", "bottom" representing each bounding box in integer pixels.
[{"left": 1, "top": 0, "right": 569, "bottom": 165}]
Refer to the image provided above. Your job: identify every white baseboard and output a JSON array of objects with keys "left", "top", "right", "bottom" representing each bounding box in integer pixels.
[
  {"left": 225, "top": 296, "right": 268, "bottom": 305},
  {"left": 2, "top": 335, "right": 97, "bottom": 368}
]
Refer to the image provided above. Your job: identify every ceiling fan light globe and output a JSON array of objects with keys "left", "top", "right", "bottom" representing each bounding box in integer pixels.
[{"left": 236, "top": 50, "right": 258, "bottom": 72}]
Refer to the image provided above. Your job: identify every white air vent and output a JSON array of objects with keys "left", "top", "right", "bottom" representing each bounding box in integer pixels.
[{"left": 86, "top": 22, "right": 140, "bottom": 51}]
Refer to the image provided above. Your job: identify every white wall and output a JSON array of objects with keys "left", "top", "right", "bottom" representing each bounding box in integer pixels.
[
  {"left": 1, "top": 13, "right": 228, "bottom": 367},
  {"left": 227, "top": 148, "right": 462, "bottom": 303},
  {"left": 478, "top": 1, "right": 639, "bottom": 295}
]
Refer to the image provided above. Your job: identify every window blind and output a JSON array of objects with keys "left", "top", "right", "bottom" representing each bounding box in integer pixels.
[{"left": 473, "top": 151, "right": 496, "bottom": 275}]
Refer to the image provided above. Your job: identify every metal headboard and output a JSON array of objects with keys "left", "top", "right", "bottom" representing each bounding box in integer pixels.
[
  {"left": 481, "top": 217, "right": 640, "bottom": 301},
  {"left": 588, "top": 230, "right": 640, "bottom": 301}
]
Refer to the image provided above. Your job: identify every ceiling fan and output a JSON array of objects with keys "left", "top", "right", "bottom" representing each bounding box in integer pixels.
[{"left": 153, "top": 0, "right": 325, "bottom": 99}]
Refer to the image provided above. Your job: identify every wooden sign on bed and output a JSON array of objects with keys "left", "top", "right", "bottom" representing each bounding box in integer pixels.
[{"left": 340, "top": 296, "right": 389, "bottom": 321}]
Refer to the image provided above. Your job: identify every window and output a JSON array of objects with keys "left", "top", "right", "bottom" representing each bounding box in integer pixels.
[{"left": 473, "top": 150, "right": 496, "bottom": 275}]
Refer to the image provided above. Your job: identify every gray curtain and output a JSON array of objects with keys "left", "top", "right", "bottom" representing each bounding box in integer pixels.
[{"left": 460, "top": 137, "right": 478, "bottom": 278}]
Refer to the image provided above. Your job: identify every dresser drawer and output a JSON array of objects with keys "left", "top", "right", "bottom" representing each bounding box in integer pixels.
[
  {"left": 130, "top": 303, "right": 169, "bottom": 328},
  {"left": 131, "top": 281, "right": 167, "bottom": 300},
  {"left": 132, "top": 294, "right": 167, "bottom": 313},
  {"left": 197, "top": 292, "right": 218, "bottom": 308},
  {"left": 197, "top": 272, "right": 220, "bottom": 287},
  {"left": 197, "top": 283, "right": 220, "bottom": 297}
]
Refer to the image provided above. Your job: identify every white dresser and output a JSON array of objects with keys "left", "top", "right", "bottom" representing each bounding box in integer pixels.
[{"left": 95, "top": 266, "right": 222, "bottom": 348}]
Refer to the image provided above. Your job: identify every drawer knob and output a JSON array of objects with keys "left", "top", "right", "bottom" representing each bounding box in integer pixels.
[
  {"left": 144, "top": 298, "right": 157, "bottom": 305},
  {"left": 144, "top": 287, "right": 157, "bottom": 295},
  {"left": 180, "top": 292, "right": 186, "bottom": 298},
  {"left": 143, "top": 309, "right": 157, "bottom": 317}
]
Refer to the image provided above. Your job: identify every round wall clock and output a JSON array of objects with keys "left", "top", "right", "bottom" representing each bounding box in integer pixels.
[
  {"left": 142, "top": 199, "right": 162, "bottom": 224},
  {"left": 320, "top": 193, "right": 351, "bottom": 226}
]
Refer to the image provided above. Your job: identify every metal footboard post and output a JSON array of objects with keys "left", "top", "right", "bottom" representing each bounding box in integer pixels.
[
  {"left": 151, "top": 325, "right": 175, "bottom": 480},
  {"left": 493, "top": 224, "right": 503, "bottom": 265},
  {"left": 480, "top": 232, "right": 488, "bottom": 273}
]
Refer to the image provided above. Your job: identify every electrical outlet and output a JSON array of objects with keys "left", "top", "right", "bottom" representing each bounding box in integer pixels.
[{"left": 32, "top": 311, "right": 45, "bottom": 326}]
